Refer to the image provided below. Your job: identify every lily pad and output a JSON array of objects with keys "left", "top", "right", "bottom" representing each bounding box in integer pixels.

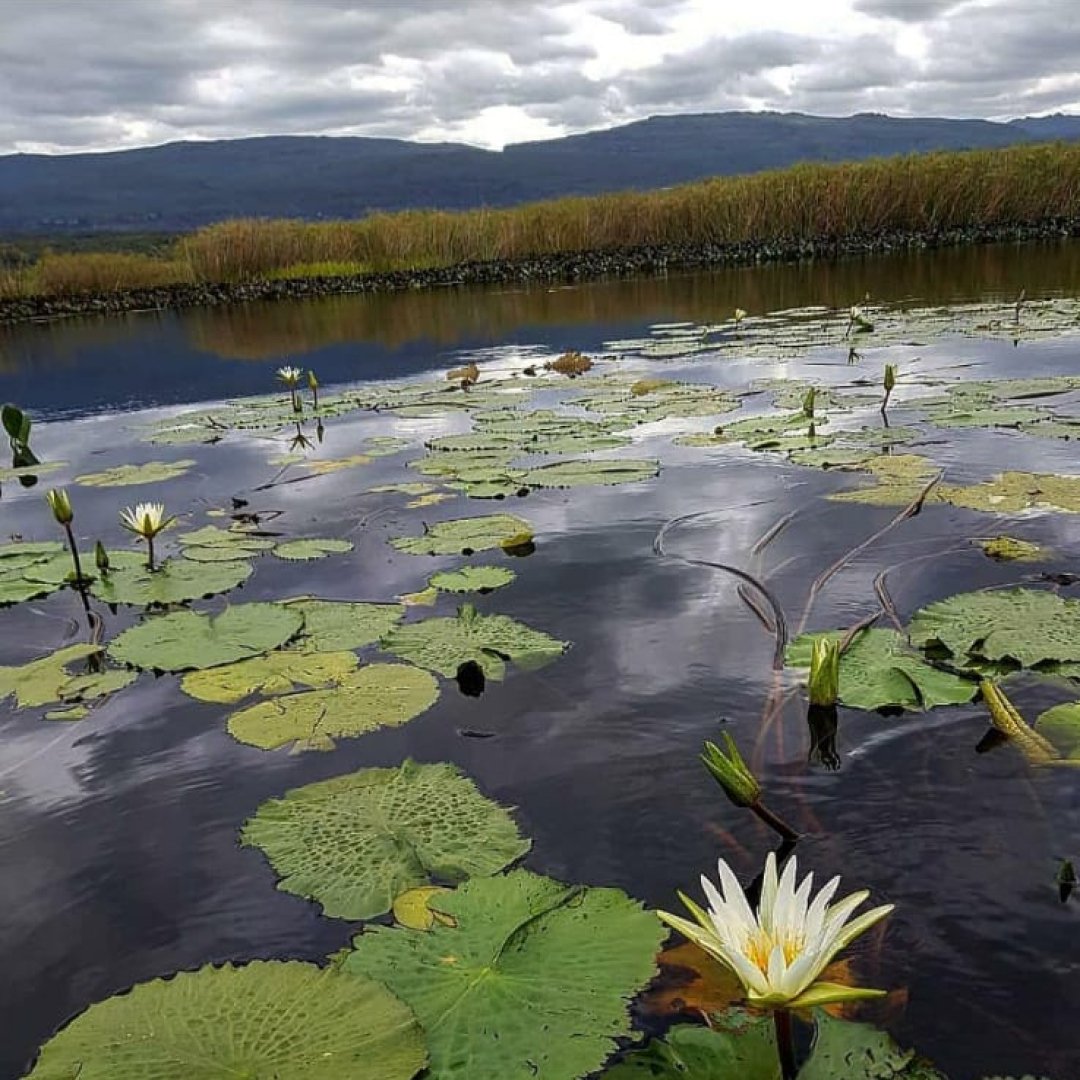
[
  {"left": 75, "top": 459, "right": 196, "bottom": 487},
  {"left": 25, "top": 960, "right": 426, "bottom": 1080},
  {"left": 240, "top": 760, "right": 530, "bottom": 919},
  {"left": 908, "top": 588, "right": 1080, "bottom": 669},
  {"left": 273, "top": 538, "right": 354, "bottom": 561},
  {"left": 180, "top": 650, "right": 359, "bottom": 703},
  {"left": 91, "top": 556, "right": 253, "bottom": 606},
  {"left": 0, "top": 643, "right": 104, "bottom": 709},
  {"left": 1034, "top": 702, "right": 1080, "bottom": 760},
  {"left": 829, "top": 454, "right": 941, "bottom": 505},
  {"left": 179, "top": 525, "right": 276, "bottom": 561},
  {"left": 283, "top": 599, "right": 404, "bottom": 652},
  {"left": 428, "top": 566, "right": 516, "bottom": 593},
  {"left": 23, "top": 549, "right": 144, "bottom": 586},
  {"left": 393, "top": 886, "right": 455, "bottom": 931},
  {"left": 787, "top": 630, "right": 978, "bottom": 711},
  {"left": 343, "top": 869, "right": 665, "bottom": 1080},
  {"left": 799, "top": 1012, "right": 943, "bottom": 1080},
  {"left": 604, "top": 1015, "right": 779, "bottom": 1080},
  {"left": 227, "top": 663, "right": 440, "bottom": 752},
  {"left": 976, "top": 536, "right": 1045, "bottom": 561},
  {"left": 519, "top": 458, "right": 659, "bottom": 489},
  {"left": 391, "top": 514, "right": 533, "bottom": 556},
  {"left": 382, "top": 602, "right": 567, "bottom": 679},
  {"left": 109, "top": 602, "right": 303, "bottom": 672},
  {"left": 937, "top": 472, "right": 1080, "bottom": 514}
]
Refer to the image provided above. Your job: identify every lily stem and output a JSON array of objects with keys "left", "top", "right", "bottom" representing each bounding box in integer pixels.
[
  {"left": 146, "top": 534, "right": 155, "bottom": 571},
  {"left": 750, "top": 799, "right": 800, "bottom": 843},
  {"left": 62, "top": 522, "right": 86, "bottom": 586},
  {"left": 774, "top": 1009, "right": 798, "bottom": 1080}
]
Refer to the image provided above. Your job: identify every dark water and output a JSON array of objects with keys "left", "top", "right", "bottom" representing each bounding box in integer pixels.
[{"left": 1, "top": 243, "right": 1079, "bottom": 1079}]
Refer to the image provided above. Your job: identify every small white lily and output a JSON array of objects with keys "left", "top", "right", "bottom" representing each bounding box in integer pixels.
[
  {"left": 119, "top": 502, "right": 175, "bottom": 570},
  {"left": 276, "top": 365, "right": 302, "bottom": 387},
  {"left": 659, "top": 852, "right": 893, "bottom": 1010}
]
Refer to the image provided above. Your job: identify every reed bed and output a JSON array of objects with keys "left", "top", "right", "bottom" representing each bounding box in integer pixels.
[{"left": 8, "top": 143, "right": 1080, "bottom": 297}]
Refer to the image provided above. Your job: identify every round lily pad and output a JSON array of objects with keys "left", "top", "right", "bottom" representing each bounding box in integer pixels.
[
  {"left": 226, "top": 663, "right": 440, "bottom": 752},
  {"left": 390, "top": 514, "right": 533, "bottom": 556},
  {"left": 428, "top": 565, "right": 516, "bottom": 593},
  {"left": 75, "top": 459, "right": 196, "bottom": 487},
  {"left": 109, "top": 603, "right": 304, "bottom": 672},
  {"left": 273, "top": 538, "right": 354, "bottom": 561},
  {"left": 180, "top": 650, "right": 359, "bottom": 704},
  {"left": 25, "top": 960, "right": 426, "bottom": 1080},
  {"left": 284, "top": 599, "right": 404, "bottom": 652},
  {"left": 240, "top": 760, "right": 530, "bottom": 920},
  {"left": 519, "top": 457, "right": 660, "bottom": 489},
  {"left": 91, "top": 557, "right": 253, "bottom": 606}
]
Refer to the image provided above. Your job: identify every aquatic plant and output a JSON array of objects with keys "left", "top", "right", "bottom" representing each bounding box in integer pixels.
[
  {"left": 808, "top": 638, "right": 840, "bottom": 707},
  {"left": 119, "top": 501, "right": 175, "bottom": 570},
  {"left": 659, "top": 853, "right": 893, "bottom": 1078},
  {"left": 701, "top": 732, "right": 761, "bottom": 808},
  {"left": 881, "top": 363, "right": 897, "bottom": 417},
  {"left": 44, "top": 488, "right": 88, "bottom": 586},
  {"left": 3, "top": 403, "right": 39, "bottom": 472},
  {"left": 733, "top": 307, "right": 747, "bottom": 327},
  {"left": 276, "top": 364, "right": 303, "bottom": 411},
  {"left": 93, "top": 540, "right": 110, "bottom": 576},
  {"left": 306, "top": 368, "right": 319, "bottom": 409}
]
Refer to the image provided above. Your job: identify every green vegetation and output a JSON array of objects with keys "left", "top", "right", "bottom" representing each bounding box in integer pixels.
[{"left": 4, "top": 142, "right": 1080, "bottom": 299}]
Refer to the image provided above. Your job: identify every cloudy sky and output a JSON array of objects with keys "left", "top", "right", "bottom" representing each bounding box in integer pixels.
[{"left": 1, "top": 0, "right": 1076, "bottom": 155}]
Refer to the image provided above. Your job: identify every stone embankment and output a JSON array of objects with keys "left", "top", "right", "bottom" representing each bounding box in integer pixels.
[{"left": 3, "top": 219, "right": 1078, "bottom": 325}]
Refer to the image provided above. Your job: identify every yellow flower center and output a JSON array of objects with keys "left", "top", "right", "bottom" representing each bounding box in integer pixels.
[{"left": 743, "top": 928, "right": 805, "bottom": 974}]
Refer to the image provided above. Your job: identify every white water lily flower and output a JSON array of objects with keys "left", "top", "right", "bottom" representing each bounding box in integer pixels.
[
  {"left": 659, "top": 852, "right": 893, "bottom": 1010},
  {"left": 119, "top": 502, "right": 174, "bottom": 539},
  {"left": 276, "top": 365, "right": 302, "bottom": 386}
]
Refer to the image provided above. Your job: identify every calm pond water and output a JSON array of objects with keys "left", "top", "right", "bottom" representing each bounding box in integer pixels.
[{"left": 1, "top": 242, "right": 1079, "bottom": 1079}]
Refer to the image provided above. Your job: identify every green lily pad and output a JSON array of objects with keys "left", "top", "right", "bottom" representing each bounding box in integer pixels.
[
  {"left": 240, "top": 760, "right": 529, "bottom": 919},
  {"left": 90, "top": 556, "right": 253, "bottom": 606},
  {"left": 283, "top": 599, "right": 404, "bottom": 652},
  {"left": 180, "top": 650, "right": 359, "bottom": 704},
  {"left": 0, "top": 460, "right": 64, "bottom": 482},
  {"left": 604, "top": 1015, "right": 779, "bottom": 1079},
  {"left": 799, "top": 1012, "right": 944, "bottom": 1080},
  {"left": 428, "top": 566, "right": 516, "bottom": 593},
  {"left": 925, "top": 404, "right": 1045, "bottom": 429},
  {"left": 829, "top": 454, "right": 940, "bottom": 505},
  {"left": 1034, "top": 702, "right": 1080, "bottom": 760},
  {"left": 23, "top": 549, "right": 144, "bottom": 586},
  {"left": 787, "top": 629, "right": 978, "bottom": 711},
  {"left": 519, "top": 458, "right": 659, "bottom": 489},
  {"left": 0, "top": 643, "right": 104, "bottom": 709},
  {"left": 109, "top": 602, "right": 304, "bottom": 672},
  {"left": 227, "top": 663, "right": 440, "bottom": 752},
  {"left": 391, "top": 514, "right": 533, "bottom": 556},
  {"left": 937, "top": 472, "right": 1080, "bottom": 514},
  {"left": 976, "top": 536, "right": 1045, "bottom": 561},
  {"left": 368, "top": 482, "right": 438, "bottom": 496},
  {"left": 24, "top": 960, "right": 426, "bottom": 1080},
  {"left": 343, "top": 869, "right": 665, "bottom": 1080},
  {"left": 0, "top": 576, "right": 57, "bottom": 605},
  {"left": 908, "top": 588, "right": 1080, "bottom": 669},
  {"left": 179, "top": 525, "right": 276, "bottom": 560},
  {"left": 0, "top": 541, "right": 71, "bottom": 604},
  {"left": 381, "top": 602, "right": 567, "bottom": 680},
  {"left": 273, "top": 538, "right": 354, "bottom": 561},
  {"left": 75, "top": 459, "right": 196, "bottom": 487}
]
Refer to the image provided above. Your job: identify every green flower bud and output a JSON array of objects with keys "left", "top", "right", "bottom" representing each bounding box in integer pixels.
[
  {"left": 808, "top": 637, "right": 841, "bottom": 707},
  {"left": 307, "top": 370, "right": 319, "bottom": 391},
  {"left": 94, "top": 540, "right": 110, "bottom": 574},
  {"left": 884, "top": 364, "right": 897, "bottom": 394},
  {"left": 45, "top": 488, "right": 74, "bottom": 525},
  {"left": 701, "top": 732, "right": 761, "bottom": 808},
  {"left": 802, "top": 386, "right": 816, "bottom": 419}
]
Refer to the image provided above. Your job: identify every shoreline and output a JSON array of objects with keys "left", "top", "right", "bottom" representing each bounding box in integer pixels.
[{"left": 3, "top": 218, "right": 1078, "bottom": 326}]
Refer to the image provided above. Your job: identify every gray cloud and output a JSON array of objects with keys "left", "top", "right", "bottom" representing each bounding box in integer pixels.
[{"left": 0, "top": 0, "right": 1077, "bottom": 155}]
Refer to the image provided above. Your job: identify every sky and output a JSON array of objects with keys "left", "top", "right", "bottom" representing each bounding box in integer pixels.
[{"left": 1, "top": 0, "right": 1078, "bottom": 155}]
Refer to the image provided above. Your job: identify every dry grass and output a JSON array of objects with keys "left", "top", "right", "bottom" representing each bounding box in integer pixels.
[{"left": 8, "top": 143, "right": 1080, "bottom": 298}]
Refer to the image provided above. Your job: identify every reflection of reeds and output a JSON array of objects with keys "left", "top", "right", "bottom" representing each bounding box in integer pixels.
[{"left": 7, "top": 143, "right": 1080, "bottom": 303}]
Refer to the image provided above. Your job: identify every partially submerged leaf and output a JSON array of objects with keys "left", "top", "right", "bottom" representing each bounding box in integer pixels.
[
  {"left": 180, "top": 650, "right": 359, "bottom": 703},
  {"left": 75, "top": 459, "right": 196, "bottom": 487},
  {"left": 0, "top": 643, "right": 103, "bottom": 709},
  {"left": 787, "top": 630, "right": 978, "bottom": 711},
  {"left": 976, "top": 535, "right": 1045, "bottom": 562},
  {"left": 25, "top": 960, "right": 427, "bottom": 1080},
  {"left": 227, "top": 663, "right": 440, "bottom": 752},
  {"left": 937, "top": 472, "right": 1080, "bottom": 514},
  {"left": 381, "top": 602, "right": 567, "bottom": 679},
  {"left": 390, "top": 513, "right": 533, "bottom": 556},
  {"left": 240, "top": 760, "right": 530, "bottom": 919},
  {"left": 109, "top": 602, "right": 304, "bottom": 672},
  {"left": 345, "top": 869, "right": 665, "bottom": 1080}
]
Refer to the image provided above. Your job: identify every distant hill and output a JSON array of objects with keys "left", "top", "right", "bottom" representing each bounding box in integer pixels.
[{"left": 1, "top": 111, "right": 1077, "bottom": 235}]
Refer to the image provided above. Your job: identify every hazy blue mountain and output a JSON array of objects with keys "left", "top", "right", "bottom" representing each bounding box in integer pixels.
[{"left": 0, "top": 111, "right": 1075, "bottom": 235}]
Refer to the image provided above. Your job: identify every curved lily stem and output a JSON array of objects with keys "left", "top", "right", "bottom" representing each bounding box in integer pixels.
[
  {"left": 774, "top": 1009, "right": 798, "bottom": 1080},
  {"left": 750, "top": 799, "right": 800, "bottom": 843}
]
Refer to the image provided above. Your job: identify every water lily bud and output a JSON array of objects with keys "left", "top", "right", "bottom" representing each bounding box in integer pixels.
[
  {"left": 733, "top": 307, "right": 747, "bottom": 325},
  {"left": 45, "top": 488, "right": 74, "bottom": 525},
  {"left": 94, "top": 540, "right": 110, "bottom": 574},
  {"left": 701, "top": 732, "right": 761, "bottom": 808},
  {"left": 307, "top": 370, "right": 319, "bottom": 391},
  {"left": 808, "top": 637, "right": 841, "bottom": 707},
  {"left": 884, "top": 364, "right": 897, "bottom": 394},
  {"left": 802, "top": 386, "right": 816, "bottom": 418}
]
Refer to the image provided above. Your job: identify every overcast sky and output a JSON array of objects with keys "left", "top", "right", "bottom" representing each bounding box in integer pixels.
[{"left": 1, "top": 0, "right": 1077, "bottom": 155}]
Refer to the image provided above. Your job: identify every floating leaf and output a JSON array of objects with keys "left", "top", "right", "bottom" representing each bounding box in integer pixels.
[
  {"left": 181, "top": 650, "right": 359, "bottom": 703},
  {"left": 23, "top": 549, "right": 144, "bottom": 586},
  {"left": 1034, "top": 702, "right": 1080, "bottom": 760},
  {"left": 976, "top": 536, "right": 1045, "bottom": 561},
  {"left": 787, "top": 630, "right": 978, "bottom": 711},
  {"left": 283, "top": 599, "right": 404, "bottom": 652},
  {"left": 428, "top": 565, "right": 516, "bottom": 593},
  {"left": 409, "top": 492, "right": 456, "bottom": 509},
  {"left": 382, "top": 602, "right": 567, "bottom": 679},
  {"left": 368, "top": 482, "right": 438, "bottom": 496},
  {"left": 344, "top": 869, "right": 665, "bottom": 1080},
  {"left": 109, "top": 602, "right": 303, "bottom": 672},
  {"left": 0, "top": 643, "right": 102, "bottom": 709},
  {"left": 604, "top": 1015, "right": 779, "bottom": 1080},
  {"left": 273, "top": 538, "right": 354, "bottom": 561},
  {"left": 75, "top": 459, "right": 196, "bottom": 487},
  {"left": 241, "top": 760, "right": 529, "bottom": 919},
  {"left": 829, "top": 454, "right": 940, "bottom": 505},
  {"left": 25, "top": 960, "right": 426, "bottom": 1080},
  {"left": 925, "top": 404, "right": 1045, "bottom": 429},
  {"left": 391, "top": 514, "right": 533, "bottom": 556},
  {"left": 937, "top": 472, "right": 1080, "bottom": 514},
  {"left": 0, "top": 460, "right": 64, "bottom": 482},
  {"left": 519, "top": 457, "right": 659, "bottom": 489},
  {"left": 298, "top": 453, "right": 372, "bottom": 475},
  {"left": 227, "top": 663, "right": 440, "bottom": 752},
  {"left": 393, "top": 886, "right": 454, "bottom": 931},
  {"left": 401, "top": 587, "right": 439, "bottom": 607},
  {"left": 908, "top": 589, "right": 1080, "bottom": 669},
  {"left": 44, "top": 705, "right": 90, "bottom": 721},
  {"left": 799, "top": 1012, "right": 943, "bottom": 1080},
  {"left": 91, "top": 556, "right": 253, "bottom": 606}
]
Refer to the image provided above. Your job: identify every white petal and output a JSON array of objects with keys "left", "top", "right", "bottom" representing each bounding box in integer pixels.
[
  {"left": 765, "top": 944, "right": 788, "bottom": 993},
  {"left": 778, "top": 946, "right": 827, "bottom": 998},
  {"left": 770, "top": 855, "right": 800, "bottom": 936},
  {"left": 758, "top": 850, "right": 779, "bottom": 928},
  {"left": 830, "top": 903, "right": 895, "bottom": 955},
  {"left": 803, "top": 875, "right": 841, "bottom": 942},
  {"left": 716, "top": 858, "right": 757, "bottom": 932}
]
